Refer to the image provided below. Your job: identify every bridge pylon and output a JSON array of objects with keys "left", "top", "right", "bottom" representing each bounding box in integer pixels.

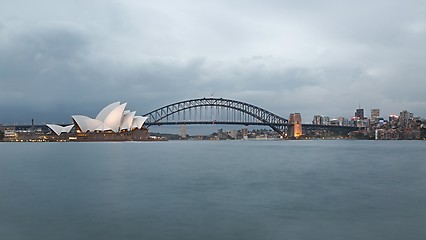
[{"left": 288, "top": 113, "right": 302, "bottom": 139}]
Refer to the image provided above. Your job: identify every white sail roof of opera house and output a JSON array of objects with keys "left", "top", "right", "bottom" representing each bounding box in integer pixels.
[
  {"left": 96, "top": 102, "right": 121, "bottom": 121},
  {"left": 46, "top": 124, "right": 74, "bottom": 135},
  {"left": 94, "top": 103, "right": 127, "bottom": 132},
  {"left": 46, "top": 102, "right": 148, "bottom": 135},
  {"left": 71, "top": 115, "right": 103, "bottom": 133},
  {"left": 132, "top": 116, "right": 148, "bottom": 129},
  {"left": 121, "top": 111, "right": 136, "bottom": 131}
]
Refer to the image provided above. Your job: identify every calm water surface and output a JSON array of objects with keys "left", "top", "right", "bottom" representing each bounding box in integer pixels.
[{"left": 0, "top": 140, "right": 425, "bottom": 240}]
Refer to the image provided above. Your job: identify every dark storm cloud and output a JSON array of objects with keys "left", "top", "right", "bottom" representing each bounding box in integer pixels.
[
  {"left": 0, "top": 23, "right": 324, "bottom": 123},
  {"left": 1, "top": 0, "right": 426, "bottom": 124}
]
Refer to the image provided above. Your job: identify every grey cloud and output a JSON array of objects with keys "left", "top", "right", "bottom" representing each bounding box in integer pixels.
[{"left": 1, "top": 1, "right": 426, "bottom": 125}]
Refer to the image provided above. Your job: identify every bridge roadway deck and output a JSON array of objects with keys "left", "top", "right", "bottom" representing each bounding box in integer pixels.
[
  {"left": 144, "top": 121, "right": 358, "bottom": 131},
  {"left": 144, "top": 121, "right": 288, "bottom": 127}
]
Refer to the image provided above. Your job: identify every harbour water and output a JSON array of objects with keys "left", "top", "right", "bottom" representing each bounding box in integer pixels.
[{"left": 0, "top": 140, "right": 425, "bottom": 240}]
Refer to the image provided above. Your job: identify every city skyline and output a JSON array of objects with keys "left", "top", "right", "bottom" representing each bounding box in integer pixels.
[
  {"left": 1, "top": 1, "right": 426, "bottom": 124},
  {"left": 0, "top": 97, "right": 423, "bottom": 126},
  {"left": 1, "top": 91, "right": 424, "bottom": 125}
]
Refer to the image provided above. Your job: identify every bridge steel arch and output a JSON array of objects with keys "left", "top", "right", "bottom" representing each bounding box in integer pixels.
[{"left": 143, "top": 98, "right": 289, "bottom": 135}]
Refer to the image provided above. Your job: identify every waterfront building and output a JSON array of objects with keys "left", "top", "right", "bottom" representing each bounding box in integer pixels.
[
  {"left": 0, "top": 124, "right": 4, "bottom": 140},
  {"left": 350, "top": 116, "right": 365, "bottom": 128},
  {"left": 180, "top": 125, "right": 187, "bottom": 138},
  {"left": 4, "top": 129, "right": 17, "bottom": 140},
  {"left": 1, "top": 124, "right": 54, "bottom": 142},
  {"left": 399, "top": 110, "right": 413, "bottom": 127},
  {"left": 323, "top": 116, "right": 330, "bottom": 125},
  {"left": 45, "top": 102, "right": 148, "bottom": 135},
  {"left": 68, "top": 102, "right": 147, "bottom": 134},
  {"left": 229, "top": 130, "right": 237, "bottom": 139},
  {"left": 371, "top": 109, "right": 380, "bottom": 119},
  {"left": 330, "top": 119, "right": 339, "bottom": 125},
  {"left": 312, "top": 115, "right": 323, "bottom": 125},
  {"left": 337, "top": 117, "right": 347, "bottom": 126},
  {"left": 31, "top": 102, "right": 152, "bottom": 142},
  {"left": 46, "top": 124, "right": 74, "bottom": 135},
  {"left": 369, "top": 109, "right": 380, "bottom": 127},
  {"left": 421, "top": 125, "right": 426, "bottom": 140},
  {"left": 389, "top": 114, "right": 399, "bottom": 123},
  {"left": 242, "top": 128, "right": 248, "bottom": 139},
  {"left": 355, "top": 108, "right": 364, "bottom": 119}
]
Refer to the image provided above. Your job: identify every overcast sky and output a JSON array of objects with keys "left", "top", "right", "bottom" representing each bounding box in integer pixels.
[{"left": 1, "top": 0, "right": 425, "bottom": 125}]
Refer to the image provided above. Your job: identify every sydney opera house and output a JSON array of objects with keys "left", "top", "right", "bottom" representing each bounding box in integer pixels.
[{"left": 46, "top": 102, "right": 151, "bottom": 141}]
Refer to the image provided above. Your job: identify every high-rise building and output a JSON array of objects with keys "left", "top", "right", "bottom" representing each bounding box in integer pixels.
[
  {"left": 355, "top": 108, "right": 364, "bottom": 119},
  {"left": 323, "top": 116, "right": 330, "bottom": 125},
  {"left": 371, "top": 109, "right": 380, "bottom": 120},
  {"left": 399, "top": 110, "right": 413, "bottom": 127},
  {"left": 312, "top": 115, "right": 323, "bottom": 125},
  {"left": 370, "top": 109, "right": 380, "bottom": 125}
]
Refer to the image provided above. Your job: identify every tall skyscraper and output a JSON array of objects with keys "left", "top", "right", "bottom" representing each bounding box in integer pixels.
[
  {"left": 371, "top": 109, "right": 380, "bottom": 120},
  {"left": 355, "top": 108, "right": 364, "bottom": 119}
]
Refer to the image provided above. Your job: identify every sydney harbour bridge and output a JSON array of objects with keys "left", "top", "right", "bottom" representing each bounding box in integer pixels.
[{"left": 142, "top": 98, "right": 357, "bottom": 138}]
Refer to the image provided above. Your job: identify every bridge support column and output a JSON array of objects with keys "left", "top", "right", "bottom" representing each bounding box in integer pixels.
[{"left": 289, "top": 113, "right": 302, "bottom": 139}]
